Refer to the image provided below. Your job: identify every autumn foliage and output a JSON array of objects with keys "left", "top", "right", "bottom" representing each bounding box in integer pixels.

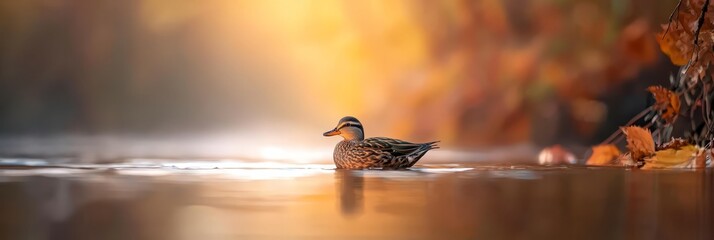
[
  {"left": 647, "top": 86, "right": 681, "bottom": 124},
  {"left": 587, "top": 0, "right": 714, "bottom": 169},
  {"left": 621, "top": 126, "right": 656, "bottom": 162},
  {"left": 657, "top": 0, "right": 714, "bottom": 81}
]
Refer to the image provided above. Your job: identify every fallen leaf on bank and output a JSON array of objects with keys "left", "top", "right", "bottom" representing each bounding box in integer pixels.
[
  {"left": 615, "top": 153, "right": 639, "bottom": 167},
  {"left": 586, "top": 144, "right": 621, "bottom": 165},
  {"left": 641, "top": 144, "right": 698, "bottom": 169},
  {"left": 621, "top": 126, "right": 655, "bottom": 161}
]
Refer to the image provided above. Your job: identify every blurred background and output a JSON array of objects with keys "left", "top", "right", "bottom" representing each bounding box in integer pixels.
[{"left": 0, "top": 0, "right": 681, "bottom": 161}]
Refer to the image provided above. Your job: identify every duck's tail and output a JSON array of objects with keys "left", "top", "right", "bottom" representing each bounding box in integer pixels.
[
  {"left": 407, "top": 141, "right": 440, "bottom": 167},
  {"left": 423, "top": 141, "right": 440, "bottom": 150}
]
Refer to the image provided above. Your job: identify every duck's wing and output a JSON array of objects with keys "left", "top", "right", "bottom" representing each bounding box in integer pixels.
[
  {"left": 361, "top": 137, "right": 438, "bottom": 156},
  {"left": 357, "top": 137, "right": 439, "bottom": 168}
]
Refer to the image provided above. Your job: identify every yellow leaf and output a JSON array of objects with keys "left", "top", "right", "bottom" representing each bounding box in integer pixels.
[{"left": 642, "top": 145, "right": 698, "bottom": 169}]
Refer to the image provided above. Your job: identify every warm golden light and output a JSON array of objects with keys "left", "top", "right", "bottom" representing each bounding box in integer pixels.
[{"left": 0, "top": 0, "right": 669, "bottom": 153}]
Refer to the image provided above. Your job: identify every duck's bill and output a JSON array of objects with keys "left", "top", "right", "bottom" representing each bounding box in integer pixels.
[{"left": 323, "top": 129, "right": 340, "bottom": 136}]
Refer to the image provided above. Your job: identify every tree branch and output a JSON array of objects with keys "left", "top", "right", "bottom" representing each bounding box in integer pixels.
[
  {"left": 693, "top": 0, "right": 710, "bottom": 46},
  {"left": 663, "top": 0, "right": 683, "bottom": 39}
]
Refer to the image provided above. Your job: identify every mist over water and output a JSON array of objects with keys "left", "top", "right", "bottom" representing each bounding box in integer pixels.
[{"left": 0, "top": 1, "right": 678, "bottom": 157}]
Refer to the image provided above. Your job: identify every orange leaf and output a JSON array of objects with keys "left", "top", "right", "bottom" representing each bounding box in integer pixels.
[
  {"left": 656, "top": 30, "right": 689, "bottom": 66},
  {"left": 586, "top": 144, "right": 621, "bottom": 166},
  {"left": 647, "top": 86, "right": 680, "bottom": 124},
  {"left": 621, "top": 126, "right": 655, "bottom": 161}
]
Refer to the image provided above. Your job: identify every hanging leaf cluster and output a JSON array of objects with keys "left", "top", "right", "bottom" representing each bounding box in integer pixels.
[{"left": 657, "top": 0, "right": 714, "bottom": 83}]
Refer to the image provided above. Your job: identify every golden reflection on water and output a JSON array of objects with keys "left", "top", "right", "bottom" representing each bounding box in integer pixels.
[
  {"left": 335, "top": 170, "right": 364, "bottom": 216},
  {"left": 0, "top": 164, "right": 711, "bottom": 239}
]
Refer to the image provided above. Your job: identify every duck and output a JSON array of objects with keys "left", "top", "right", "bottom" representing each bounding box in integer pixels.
[{"left": 323, "top": 116, "right": 438, "bottom": 169}]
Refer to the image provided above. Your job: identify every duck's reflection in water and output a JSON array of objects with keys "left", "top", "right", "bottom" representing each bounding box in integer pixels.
[{"left": 334, "top": 169, "right": 365, "bottom": 216}]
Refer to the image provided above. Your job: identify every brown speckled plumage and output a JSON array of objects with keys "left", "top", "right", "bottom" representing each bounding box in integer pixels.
[{"left": 324, "top": 116, "right": 438, "bottom": 169}]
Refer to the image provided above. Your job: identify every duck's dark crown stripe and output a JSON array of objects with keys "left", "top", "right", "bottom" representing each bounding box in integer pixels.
[{"left": 337, "top": 121, "right": 363, "bottom": 130}]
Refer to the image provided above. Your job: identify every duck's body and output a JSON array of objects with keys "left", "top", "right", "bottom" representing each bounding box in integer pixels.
[
  {"left": 333, "top": 137, "right": 438, "bottom": 169},
  {"left": 324, "top": 116, "right": 438, "bottom": 169}
]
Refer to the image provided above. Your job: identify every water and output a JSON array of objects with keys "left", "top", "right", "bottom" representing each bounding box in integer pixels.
[{"left": 0, "top": 161, "right": 712, "bottom": 239}]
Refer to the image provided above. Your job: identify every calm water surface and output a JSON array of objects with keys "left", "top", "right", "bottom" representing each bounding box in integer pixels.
[{"left": 0, "top": 161, "right": 712, "bottom": 240}]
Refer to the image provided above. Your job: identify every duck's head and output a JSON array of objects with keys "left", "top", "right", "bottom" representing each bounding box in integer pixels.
[{"left": 323, "top": 116, "right": 364, "bottom": 141}]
